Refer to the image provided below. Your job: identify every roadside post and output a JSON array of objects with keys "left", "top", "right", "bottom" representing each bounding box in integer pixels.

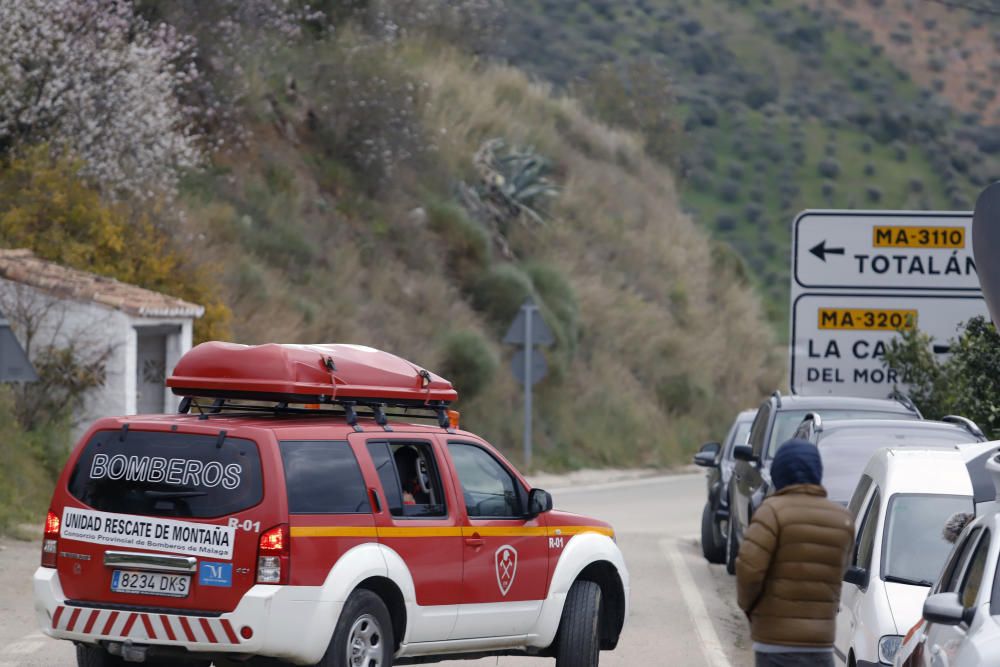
[
  {"left": 504, "top": 297, "right": 554, "bottom": 468},
  {"left": 790, "top": 210, "right": 989, "bottom": 397},
  {"left": 973, "top": 183, "right": 1000, "bottom": 325},
  {"left": 0, "top": 308, "right": 37, "bottom": 382}
]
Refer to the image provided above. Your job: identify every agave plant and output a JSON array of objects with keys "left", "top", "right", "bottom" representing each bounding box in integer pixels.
[{"left": 457, "top": 138, "right": 559, "bottom": 258}]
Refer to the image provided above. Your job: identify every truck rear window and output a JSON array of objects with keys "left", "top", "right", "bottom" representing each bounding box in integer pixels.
[{"left": 68, "top": 430, "right": 263, "bottom": 519}]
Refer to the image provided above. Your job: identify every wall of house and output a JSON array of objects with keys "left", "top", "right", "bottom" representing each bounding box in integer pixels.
[{"left": 0, "top": 278, "right": 195, "bottom": 440}]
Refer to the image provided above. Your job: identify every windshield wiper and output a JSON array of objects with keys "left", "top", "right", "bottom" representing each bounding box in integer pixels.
[
  {"left": 884, "top": 574, "right": 933, "bottom": 587},
  {"left": 142, "top": 490, "right": 207, "bottom": 499}
]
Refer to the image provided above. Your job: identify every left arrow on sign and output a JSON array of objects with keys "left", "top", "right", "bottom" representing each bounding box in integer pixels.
[{"left": 809, "top": 240, "right": 846, "bottom": 262}]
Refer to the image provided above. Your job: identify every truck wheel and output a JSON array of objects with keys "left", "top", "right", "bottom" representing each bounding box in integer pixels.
[
  {"left": 701, "top": 502, "right": 726, "bottom": 564},
  {"left": 725, "top": 514, "right": 738, "bottom": 576},
  {"left": 76, "top": 645, "right": 124, "bottom": 667},
  {"left": 556, "top": 580, "right": 602, "bottom": 667},
  {"left": 319, "top": 589, "right": 394, "bottom": 667}
]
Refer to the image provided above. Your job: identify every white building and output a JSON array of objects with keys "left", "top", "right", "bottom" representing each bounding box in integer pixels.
[{"left": 0, "top": 249, "right": 203, "bottom": 431}]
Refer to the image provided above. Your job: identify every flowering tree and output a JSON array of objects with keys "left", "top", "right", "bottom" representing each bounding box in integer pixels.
[{"left": 0, "top": 0, "right": 204, "bottom": 199}]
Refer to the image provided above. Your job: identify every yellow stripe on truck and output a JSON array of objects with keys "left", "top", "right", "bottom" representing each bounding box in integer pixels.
[{"left": 290, "top": 525, "right": 614, "bottom": 539}]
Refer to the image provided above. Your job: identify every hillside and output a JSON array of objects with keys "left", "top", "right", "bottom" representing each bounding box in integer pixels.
[
  {"left": 496, "top": 0, "right": 1000, "bottom": 330},
  {"left": 174, "top": 35, "right": 782, "bottom": 470}
]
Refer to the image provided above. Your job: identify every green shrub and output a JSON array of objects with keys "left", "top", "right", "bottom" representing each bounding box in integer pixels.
[
  {"left": 437, "top": 330, "right": 498, "bottom": 401},
  {"left": 523, "top": 262, "right": 579, "bottom": 353},
  {"left": 0, "top": 388, "right": 63, "bottom": 535},
  {"left": 470, "top": 264, "right": 534, "bottom": 330},
  {"left": 426, "top": 200, "right": 491, "bottom": 283}
]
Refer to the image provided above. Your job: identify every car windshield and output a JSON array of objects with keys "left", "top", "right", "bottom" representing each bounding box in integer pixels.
[
  {"left": 882, "top": 494, "right": 972, "bottom": 586},
  {"left": 819, "top": 429, "right": 979, "bottom": 504},
  {"left": 767, "top": 410, "right": 915, "bottom": 458}
]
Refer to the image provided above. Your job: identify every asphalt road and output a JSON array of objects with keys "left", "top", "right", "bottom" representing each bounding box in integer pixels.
[{"left": 0, "top": 472, "right": 752, "bottom": 666}]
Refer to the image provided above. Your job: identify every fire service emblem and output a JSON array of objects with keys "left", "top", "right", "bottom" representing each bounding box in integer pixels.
[{"left": 495, "top": 544, "right": 518, "bottom": 596}]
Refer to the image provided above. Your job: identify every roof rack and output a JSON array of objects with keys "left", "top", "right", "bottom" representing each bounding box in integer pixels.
[
  {"left": 942, "top": 415, "right": 987, "bottom": 440},
  {"left": 178, "top": 396, "right": 455, "bottom": 431},
  {"left": 888, "top": 390, "right": 923, "bottom": 418}
]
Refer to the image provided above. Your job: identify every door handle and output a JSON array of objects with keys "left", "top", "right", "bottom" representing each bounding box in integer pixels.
[{"left": 465, "top": 533, "right": 484, "bottom": 548}]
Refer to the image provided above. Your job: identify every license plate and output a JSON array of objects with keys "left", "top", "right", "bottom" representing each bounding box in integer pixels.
[{"left": 111, "top": 570, "right": 190, "bottom": 598}]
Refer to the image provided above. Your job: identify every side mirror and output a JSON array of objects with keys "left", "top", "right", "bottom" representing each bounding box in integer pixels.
[
  {"left": 528, "top": 488, "right": 553, "bottom": 517},
  {"left": 732, "top": 445, "right": 758, "bottom": 463},
  {"left": 843, "top": 565, "right": 869, "bottom": 588},
  {"left": 693, "top": 442, "right": 721, "bottom": 467},
  {"left": 923, "top": 592, "right": 966, "bottom": 626}
]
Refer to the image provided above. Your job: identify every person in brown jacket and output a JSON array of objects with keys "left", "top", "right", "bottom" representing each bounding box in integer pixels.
[{"left": 736, "top": 439, "right": 854, "bottom": 667}]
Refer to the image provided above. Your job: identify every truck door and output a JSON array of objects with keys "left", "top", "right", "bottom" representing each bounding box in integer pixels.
[
  {"left": 443, "top": 439, "right": 548, "bottom": 640},
  {"left": 360, "top": 436, "right": 464, "bottom": 644}
]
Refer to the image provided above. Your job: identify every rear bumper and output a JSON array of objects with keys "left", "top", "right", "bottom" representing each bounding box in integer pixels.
[{"left": 33, "top": 568, "right": 339, "bottom": 665}]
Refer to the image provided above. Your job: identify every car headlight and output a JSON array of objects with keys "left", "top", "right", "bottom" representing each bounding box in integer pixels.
[{"left": 878, "top": 634, "right": 903, "bottom": 665}]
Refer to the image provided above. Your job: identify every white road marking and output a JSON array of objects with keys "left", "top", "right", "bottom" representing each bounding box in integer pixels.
[
  {"left": 3, "top": 640, "right": 44, "bottom": 654},
  {"left": 661, "top": 539, "right": 732, "bottom": 667},
  {"left": 549, "top": 473, "right": 701, "bottom": 495},
  {"left": 1, "top": 632, "right": 49, "bottom": 657}
]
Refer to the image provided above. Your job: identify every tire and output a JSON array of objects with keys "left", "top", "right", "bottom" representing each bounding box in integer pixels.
[
  {"left": 318, "top": 588, "right": 394, "bottom": 667},
  {"left": 725, "top": 512, "right": 738, "bottom": 576},
  {"left": 701, "top": 502, "right": 726, "bottom": 564},
  {"left": 556, "top": 580, "right": 602, "bottom": 667},
  {"left": 76, "top": 645, "right": 124, "bottom": 667}
]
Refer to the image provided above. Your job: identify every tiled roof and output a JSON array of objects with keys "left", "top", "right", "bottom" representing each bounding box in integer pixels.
[{"left": 0, "top": 249, "right": 204, "bottom": 318}]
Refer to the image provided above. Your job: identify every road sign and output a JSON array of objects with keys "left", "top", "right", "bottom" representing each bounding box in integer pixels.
[
  {"left": 0, "top": 310, "right": 38, "bottom": 382},
  {"left": 504, "top": 298, "right": 554, "bottom": 468},
  {"left": 973, "top": 183, "right": 1000, "bottom": 325},
  {"left": 511, "top": 349, "right": 547, "bottom": 385},
  {"left": 790, "top": 293, "right": 989, "bottom": 397},
  {"left": 793, "top": 210, "right": 978, "bottom": 291},
  {"left": 503, "top": 299, "right": 555, "bottom": 346}
]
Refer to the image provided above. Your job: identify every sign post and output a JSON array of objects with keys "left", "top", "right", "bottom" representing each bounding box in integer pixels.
[
  {"left": 0, "top": 308, "right": 37, "bottom": 382},
  {"left": 504, "top": 298, "right": 554, "bottom": 468},
  {"left": 790, "top": 210, "right": 988, "bottom": 397},
  {"left": 973, "top": 183, "right": 1000, "bottom": 325}
]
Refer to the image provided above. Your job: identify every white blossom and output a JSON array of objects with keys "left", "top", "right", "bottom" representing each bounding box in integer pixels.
[{"left": 0, "top": 0, "right": 204, "bottom": 199}]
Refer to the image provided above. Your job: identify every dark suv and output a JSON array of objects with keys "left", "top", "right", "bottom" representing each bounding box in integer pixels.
[
  {"left": 694, "top": 409, "right": 756, "bottom": 564},
  {"left": 724, "top": 392, "right": 921, "bottom": 573}
]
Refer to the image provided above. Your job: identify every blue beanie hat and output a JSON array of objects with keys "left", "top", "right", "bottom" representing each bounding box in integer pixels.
[{"left": 771, "top": 439, "right": 823, "bottom": 490}]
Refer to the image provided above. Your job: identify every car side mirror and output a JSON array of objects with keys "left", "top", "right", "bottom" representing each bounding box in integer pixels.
[
  {"left": 843, "top": 565, "right": 869, "bottom": 588},
  {"left": 732, "top": 445, "right": 758, "bottom": 463},
  {"left": 693, "top": 442, "right": 721, "bottom": 467},
  {"left": 923, "top": 592, "right": 966, "bottom": 626},
  {"left": 528, "top": 488, "right": 553, "bottom": 517}
]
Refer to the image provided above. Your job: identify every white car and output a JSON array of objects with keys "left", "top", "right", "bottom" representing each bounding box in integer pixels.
[
  {"left": 899, "top": 452, "right": 1000, "bottom": 666},
  {"left": 836, "top": 441, "right": 998, "bottom": 667}
]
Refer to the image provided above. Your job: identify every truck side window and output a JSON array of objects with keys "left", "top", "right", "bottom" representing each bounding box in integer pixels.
[
  {"left": 279, "top": 441, "right": 370, "bottom": 514},
  {"left": 747, "top": 401, "right": 771, "bottom": 457},
  {"left": 448, "top": 443, "right": 526, "bottom": 519},
  {"left": 367, "top": 441, "right": 446, "bottom": 518},
  {"left": 959, "top": 530, "right": 990, "bottom": 610},
  {"left": 941, "top": 528, "right": 982, "bottom": 593},
  {"left": 848, "top": 475, "right": 874, "bottom": 521},
  {"left": 855, "top": 488, "right": 881, "bottom": 573}
]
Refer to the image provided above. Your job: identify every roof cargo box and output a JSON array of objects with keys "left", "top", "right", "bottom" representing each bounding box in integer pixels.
[{"left": 166, "top": 342, "right": 457, "bottom": 405}]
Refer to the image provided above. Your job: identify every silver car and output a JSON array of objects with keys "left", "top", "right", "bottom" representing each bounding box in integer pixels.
[{"left": 897, "top": 452, "right": 1000, "bottom": 666}]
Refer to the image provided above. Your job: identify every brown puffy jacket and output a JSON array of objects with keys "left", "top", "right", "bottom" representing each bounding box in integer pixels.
[{"left": 735, "top": 484, "right": 854, "bottom": 647}]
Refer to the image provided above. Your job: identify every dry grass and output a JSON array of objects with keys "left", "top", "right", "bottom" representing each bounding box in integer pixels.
[{"left": 179, "top": 40, "right": 783, "bottom": 469}]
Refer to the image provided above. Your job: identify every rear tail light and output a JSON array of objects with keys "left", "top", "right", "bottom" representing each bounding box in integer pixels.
[
  {"left": 256, "top": 524, "right": 289, "bottom": 584},
  {"left": 41, "top": 511, "right": 60, "bottom": 568}
]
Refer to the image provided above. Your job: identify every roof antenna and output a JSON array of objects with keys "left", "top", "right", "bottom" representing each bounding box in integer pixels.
[{"left": 215, "top": 430, "right": 228, "bottom": 449}]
